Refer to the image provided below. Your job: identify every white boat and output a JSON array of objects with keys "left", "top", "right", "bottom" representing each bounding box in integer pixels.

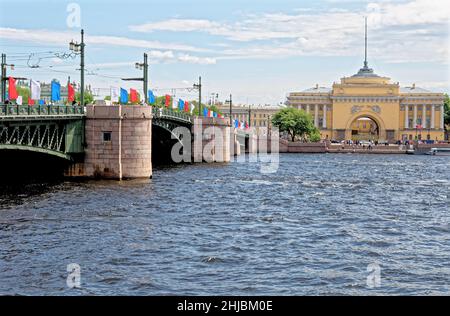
[{"left": 426, "top": 148, "right": 450, "bottom": 156}]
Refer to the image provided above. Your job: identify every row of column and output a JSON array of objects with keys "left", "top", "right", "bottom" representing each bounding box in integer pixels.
[
  {"left": 306, "top": 104, "right": 327, "bottom": 129},
  {"left": 404, "top": 104, "right": 444, "bottom": 129}
]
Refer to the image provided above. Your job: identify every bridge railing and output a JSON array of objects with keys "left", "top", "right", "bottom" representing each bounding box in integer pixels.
[
  {"left": 0, "top": 104, "right": 85, "bottom": 116},
  {"left": 152, "top": 107, "right": 192, "bottom": 123}
]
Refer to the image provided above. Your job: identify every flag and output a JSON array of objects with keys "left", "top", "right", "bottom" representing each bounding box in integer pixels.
[
  {"left": 17, "top": 96, "right": 23, "bottom": 105},
  {"left": 8, "top": 77, "right": 18, "bottom": 100},
  {"left": 172, "top": 97, "right": 177, "bottom": 110},
  {"left": 120, "top": 88, "right": 128, "bottom": 104},
  {"left": 218, "top": 113, "right": 222, "bottom": 118},
  {"left": 190, "top": 103, "right": 195, "bottom": 115},
  {"left": 148, "top": 90, "right": 155, "bottom": 104},
  {"left": 213, "top": 112, "right": 218, "bottom": 118},
  {"left": 30, "top": 79, "right": 41, "bottom": 100},
  {"left": 165, "top": 95, "right": 171, "bottom": 107},
  {"left": 178, "top": 99, "right": 184, "bottom": 111},
  {"left": 130, "top": 88, "right": 138, "bottom": 103},
  {"left": 184, "top": 100, "right": 189, "bottom": 112},
  {"left": 39, "top": 100, "right": 45, "bottom": 105},
  {"left": 203, "top": 108, "right": 208, "bottom": 117},
  {"left": 28, "top": 98, "right": 35, "bottom": 105},
  {"left": 110, "top": 87, "right": 119, "bottom": 102},
  {"left": 209, "top": 110, "right": 214, "bottom": 118},
  {"left": 67, "top": 83, "right": 75, "bottom": 102},
  {"left": 234, "top": 120, "right": 239, "bottom": 128},
  {"left": 51, "top": 81, "right": 61, "bottom": 102},
  {"left": 207, "top": 109, "right": 211, "bottom": 117}
]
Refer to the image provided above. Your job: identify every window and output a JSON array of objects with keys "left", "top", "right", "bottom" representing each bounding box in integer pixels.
[{"left": 103, "top": 131, "right": 112, "bottom": 142}]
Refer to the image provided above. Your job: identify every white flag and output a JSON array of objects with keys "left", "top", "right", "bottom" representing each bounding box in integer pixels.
[
  {"left": 110, "top": 87, "right": 119, "bottom": 103},
  {"left": 30, "top": 79, "right": 41, "bottom": 100},
  {"left": 17, "top": 96, "right": 23, "bottom": 105},
  {"left": 190, "top": 104, "right": 195, "bottom": 114},
  {"left": 172, "top": 97, "right": 177, "bottom": 110}
]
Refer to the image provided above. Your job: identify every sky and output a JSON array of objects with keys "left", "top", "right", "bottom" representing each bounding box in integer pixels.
[{"left": 0, "top": 0, "right": 449, "bottom": 105}]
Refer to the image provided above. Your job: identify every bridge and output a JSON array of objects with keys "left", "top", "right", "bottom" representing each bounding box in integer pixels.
[
  {"left": 0, "top": 104, "right": 85, "bottom": 161},
  {"left": 0, "top": 104, "right": 234, "bottom": 179}
]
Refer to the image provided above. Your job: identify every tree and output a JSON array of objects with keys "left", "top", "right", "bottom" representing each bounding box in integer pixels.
[
  {"left": 76, "top": 91, "right": 94, "bottom": 105},
  {"left": 271, "top": 107, "right": 320, "bottom": 142}
]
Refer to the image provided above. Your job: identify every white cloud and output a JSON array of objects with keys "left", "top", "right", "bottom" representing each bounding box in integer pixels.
[
  {"left": 177, "top": 54, "right": 216, "bottom": 65},
  {"left": 129, "top": 0, "right": 450, "bottom": 64},
  {"left": 0, "top": 27, "right": 207, "bottom": 53}
]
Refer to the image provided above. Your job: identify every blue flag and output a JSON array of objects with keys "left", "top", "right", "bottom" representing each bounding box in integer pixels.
[
  {"left": 39, "top": 99, "right": 45, "bottom": 105},
  {"left": 213, "top": 112, "right": 218, "bottom": 118},
  {"left": 148, "top": 90, "right": 155, "bottom": 104},
  {"left": 234, "top": 119, "right": 239, "bottom": 128},
  {"left": 178, "top": 99, "right": 184, "bottom": 111},
  {"left": 51, "top": 81, "right": 61, "bottom": 102},
  {"left": 120, "top": 88, "right": 128, "bottom": 104},
  {"left": 203, "top": 108, "right": 208, "bottom": 117}
]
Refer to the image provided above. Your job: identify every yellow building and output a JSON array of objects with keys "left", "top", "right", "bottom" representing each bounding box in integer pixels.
[{"left": 287, "top": 23, "right": 445, "bottom": 142}]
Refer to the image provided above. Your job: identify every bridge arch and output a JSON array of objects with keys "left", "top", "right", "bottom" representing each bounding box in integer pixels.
[{"left": 0, "top": 145, "right": 73, "bottom": 161}]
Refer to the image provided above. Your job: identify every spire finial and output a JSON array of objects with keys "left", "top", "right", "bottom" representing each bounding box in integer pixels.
[{"left": 364, "top": 16, "right": 368, "bottom": 68}]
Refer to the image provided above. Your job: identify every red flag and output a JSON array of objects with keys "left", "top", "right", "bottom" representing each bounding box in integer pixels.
[
  {"left": 67, "top": 83, "right": 75, "bottom": 102},
  {"left": 8, "top": 77, "right": 18, "bottom": 100},
  {"left": 165, "top": 95, "right": 171, "bottom": 107},
  {"left": 130, "top": 89, "right": 138, "bottom": 103},
  {"left": 184, "top": 101, "right": 189, "bottom": 112},
  {"left": 28, "top": 98, "right": 35, "bottom": 106}
]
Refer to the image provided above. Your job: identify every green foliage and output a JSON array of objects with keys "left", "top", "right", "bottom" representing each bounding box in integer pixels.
[
  {"left": 16, "top": 86, "right": 31, "bottom": 101},
  {"left": 76, "top": 91, "right": 94, "bottom": 104},
  {"left": 271, "top": 107, "right": 320, "bottom": 142}
]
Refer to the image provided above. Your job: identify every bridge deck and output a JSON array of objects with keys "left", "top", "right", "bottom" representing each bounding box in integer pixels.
[{"left": 0, "top": 104, "right": 85, "bottom": 121}]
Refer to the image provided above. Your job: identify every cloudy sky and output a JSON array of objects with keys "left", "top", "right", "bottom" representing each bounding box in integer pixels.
[{"left": 0, "top": 0, "right": 449, "bottom": 104}]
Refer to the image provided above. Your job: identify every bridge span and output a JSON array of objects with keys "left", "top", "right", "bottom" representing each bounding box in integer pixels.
[{"left": 0, "top": 104, "right": 236, "bottom": 180}]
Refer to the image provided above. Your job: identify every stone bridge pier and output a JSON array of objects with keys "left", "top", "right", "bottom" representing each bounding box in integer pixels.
[
  {"left": 66, "top": 105, "right": 152, "bottom": 180},
  {"left": 192, "top": 117, "right": 231, "bottom": 163}
]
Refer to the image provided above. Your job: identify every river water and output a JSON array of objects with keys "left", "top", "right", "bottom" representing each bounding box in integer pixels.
[{"left": 0, "top": 154, "right": 449, "bottom": 295}]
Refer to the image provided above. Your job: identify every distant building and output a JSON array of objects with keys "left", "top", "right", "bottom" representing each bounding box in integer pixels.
[
  {"left": 217, "top": 103, "right": 282, "bottom": 132},
  {"left": 286, "top": 23, "right": 445, "bottom": 142}
]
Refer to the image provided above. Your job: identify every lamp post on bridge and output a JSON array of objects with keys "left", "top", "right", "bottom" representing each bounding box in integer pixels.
[
  {"left": 122, "top": 53, "right": 149, "bottom": 104},
  {"left": 1, "top": 54, "right": 17, "bottom": 103},
  {"left": 193, "top": 76, "right": 202, "bottom": 116},
  {"left": 69, "top": 29, "right": 85, "bottom": 106},
  {"left": 225, "top": 94, "right": 233, "bottom": 126}
]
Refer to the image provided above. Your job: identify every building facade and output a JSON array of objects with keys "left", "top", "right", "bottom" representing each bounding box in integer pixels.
[
  {"left": 217, "top": 104, "right": 282, "bottom": 133},
  {"left": 287, "top": 63, "right": 445, "bottom": 142}
]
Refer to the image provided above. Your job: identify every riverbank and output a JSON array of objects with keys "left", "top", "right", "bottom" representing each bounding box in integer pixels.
[{"left": 259, "top": 138, "right": 450, "bottom": 154}]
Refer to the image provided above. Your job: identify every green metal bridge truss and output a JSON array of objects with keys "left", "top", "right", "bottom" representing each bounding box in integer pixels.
[
  {"left": 152, "top": 107, "right": 193, "bottom": 141},
  {"left": 0, "top": 104, "right": 85, "bottom": 160}
]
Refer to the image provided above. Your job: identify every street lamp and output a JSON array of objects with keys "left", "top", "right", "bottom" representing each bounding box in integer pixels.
[
  {"left": 122, "top": 53, "right": 149, "bottom": 104},
  {"left": 69, "top": 29, "right": 85, "bottom": 106},
  {"left": 225, "top": 94, "right": 232, "bottom": 126},
  {"left": 193, "top": 76, "right": 202, "bottom": 116}
]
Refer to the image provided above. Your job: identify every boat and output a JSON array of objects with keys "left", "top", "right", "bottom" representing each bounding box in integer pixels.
[{"left": 425, "top": 148, "right": 450, "bottom": 156}]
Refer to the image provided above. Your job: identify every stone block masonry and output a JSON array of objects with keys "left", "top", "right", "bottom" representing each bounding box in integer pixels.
[{"left": 66, "top": 105, "right": 152, "bottom": 180}]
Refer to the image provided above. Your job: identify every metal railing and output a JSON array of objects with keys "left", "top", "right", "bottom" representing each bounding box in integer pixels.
[
  {"left": 152, "top": 107, "right": 192, "bottom": 123},
  {"left": 0, "top": 104, "right": 85, "bottom": 116}
]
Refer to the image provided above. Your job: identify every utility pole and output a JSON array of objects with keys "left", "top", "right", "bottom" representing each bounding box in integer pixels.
[
  {"left": 193, "top": 76, "right": 202, "bottom": 116},
  {"left": 81, "top": 29, "right": 85, "bottom": 106},
  {"left": 69, "top": 29, "right": 85, "bottom": 106},
  {"left": 248, "top": 104, "right": 252, "bottom": 127},
  {"left": 143, "top": 53, "right": 148, "bottom": 104},
  {"left": 1, "top": 54, "right": 6, "bottom": 103},
  {"left": 226, "top": 94, "right": 233, "bottom": 126},
  {"left": 122, "top": 53, "right": 149, "bottom": 103}
]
